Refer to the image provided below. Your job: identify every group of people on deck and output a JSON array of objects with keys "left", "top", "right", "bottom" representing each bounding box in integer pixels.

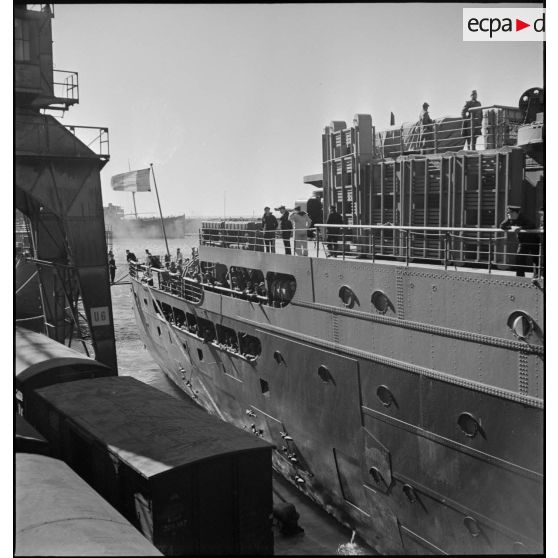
[
  {"left": 261, "top": 204, "right": 345, "bottom": 257},
  {"left": 262, "top": 205, "right": 311, "bottom": 255},
  {"left": 418, "top": 89, "right": 483, "bottom": 151}
]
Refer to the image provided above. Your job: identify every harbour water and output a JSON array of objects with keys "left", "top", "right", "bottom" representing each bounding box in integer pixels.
[
  {"left": 108, "top": 235, "right": 372, "bottom": 556},
  {"left": 109, "top": 236, "right": 198, "bottom": 397}
]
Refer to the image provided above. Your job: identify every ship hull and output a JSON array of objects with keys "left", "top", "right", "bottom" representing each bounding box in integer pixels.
[{"left": 131, "top": 250, "right": 543, "bottom": 555}]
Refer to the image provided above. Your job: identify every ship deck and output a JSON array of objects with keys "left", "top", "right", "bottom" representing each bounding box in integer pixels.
[{"left": 199, "top": 237, "right": 540, "bottom": 280}]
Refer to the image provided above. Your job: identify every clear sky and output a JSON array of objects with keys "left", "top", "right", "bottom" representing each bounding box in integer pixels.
[{"left": 50, "top": 3, "right": 543, "bottom": 219}]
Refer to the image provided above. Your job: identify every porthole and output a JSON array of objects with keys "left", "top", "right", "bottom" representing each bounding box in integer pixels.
[
  {"left": 273, "top": 350, "right": 284, "bottom": 364},
  {"left": 402, "top": 484, "right": 417, "bottom": 503},
  {"left": 338, "top": 285, "right": 357, "bottom": 309},
  {"left": 157, "top": 326, "right": 161, "bottom": 336},
  {"left": 507, "top": 311, "right": 534, "bottom": 341},
  {"left": 369, "top": 467, "right": 383, "bottom": 485},
  {"left": 197, "top": 349, "right": 203, "bottom": 361},
  {"left": 260, "top": 379, "right": 270, "bottom": 397},
  {"left": 143, "top": 298, "right": 148, "bottom": 306},
  {"left": 317, "top": 365, "right": 334, "bottom": 384},
  {"left": 458, "top": 412, "right": 480, "bottom": 438},
  {"left": 376, "top": 385, "right": 395, "bottom": 408},
  {"left": 371, "top": 290, "right": 392, "bottom": 314},
  {"left": 463, "top": 516, "right": 481, "bottom": 537}
]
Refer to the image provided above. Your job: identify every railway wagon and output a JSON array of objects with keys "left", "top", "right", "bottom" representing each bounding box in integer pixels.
[
  {"left": 15, "top": 413, "right": 49, "bottom": 455},
  {"left": 16, "top": 453, "right": 162, "bottom": 556},
  {"left": 29, "top": 375, "right": 274, "bottom": 556},
  {"left": 15, "top": 326, "right": 113, "bottom": 415}
]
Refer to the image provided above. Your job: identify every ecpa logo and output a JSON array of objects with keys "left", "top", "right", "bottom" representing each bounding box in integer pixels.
[{"left": 463, "top": 8, "right": 545, "bottom": 42}]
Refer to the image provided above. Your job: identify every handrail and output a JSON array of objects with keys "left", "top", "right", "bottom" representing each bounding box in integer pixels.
[
  {"left": 52, "top": 70, "right": 79, "bottom": 104},
  {"left": 373, "top": 111, "right": 521, "bottom": 157},
  {"left": 64, "top": 125, "right": 110, "bottom": 158},
  {"left": 196, "top": 223, "right": 544, "bottom": 278}
]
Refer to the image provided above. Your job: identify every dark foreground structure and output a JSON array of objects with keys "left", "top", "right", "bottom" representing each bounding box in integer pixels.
[
  {"left": 16, "top": 453, "right": 162, "bottom": 556},
  {"left": 27, "top": 376, "right": 274, "bottom": 555},
  {"left": 15, "top": 4, "right": 116, "bottom": 370}
]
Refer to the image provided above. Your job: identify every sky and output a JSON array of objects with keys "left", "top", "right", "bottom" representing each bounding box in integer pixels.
[{"left": 48, "top": 3, "right": 543, "bottom": 218}]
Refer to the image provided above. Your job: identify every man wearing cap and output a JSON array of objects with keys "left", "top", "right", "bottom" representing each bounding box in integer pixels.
[
  {"left": 499, "top": 205, "right": 539, "bottom": 277},
  {"left": 419, "top": 102, "right": 434, "bottom": 151},
  {"left": 461, "top": 90, "right": 482, "bottom": 149},
  {"left": 261, "top": 206, "right": 278, "bottom": 253},
  {"left": 276, "top": 205, "right": 293, "bottom": 255}
]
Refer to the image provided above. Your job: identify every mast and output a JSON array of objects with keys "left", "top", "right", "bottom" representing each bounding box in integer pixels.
[
  {"left": 129, "top": 159, "right": 138, "bottom": 218},
  {"left": 150, "top": 163, "right": 170, "bottom": 256}
]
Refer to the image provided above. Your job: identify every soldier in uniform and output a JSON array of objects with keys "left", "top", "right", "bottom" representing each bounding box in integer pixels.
[
  {"left": 499, "top": 205, "right": 539, "bottom": 277},
  {"left": 461, "top": 90, "right": 482, "bottom": 149},
  {"left": 326, "top": 205, "right": 344, "bottom": 257}
]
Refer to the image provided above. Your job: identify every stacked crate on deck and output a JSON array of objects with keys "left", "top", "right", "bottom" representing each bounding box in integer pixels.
[
  {"left": 450, "top": 148, "right": 523, "bottom": 266},
  {"left": 370, "top": 159, "right": 399, "bottom": 256},
  {"left": 367, "top": 147, "right": 523, "bottom": 264},
  {"left": 400, "top": 156, "right": 451, "bottom": 260},
  {"left": 322, "top": 116, "right": 374, "bottom": 249}
]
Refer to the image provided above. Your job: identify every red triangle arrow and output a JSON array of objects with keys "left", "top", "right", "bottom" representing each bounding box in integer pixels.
[{"left": 516, "top": 19, "right": 530, "bottom": 31}]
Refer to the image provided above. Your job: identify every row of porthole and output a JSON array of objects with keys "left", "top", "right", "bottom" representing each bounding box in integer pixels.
[
  {"left": 340, "top": 286, "right": 394, "bottom": 313},
  {"left": 141, "top": 292, "right": 263, "bottom": 360},
  {"left": 341, "top": 287, "right": 537, "bottom": 341},
  {"left": 367, "top": 476, "right": 529, "bottom": 551},
  {"left": 376, "top": 384, "right": 483, "bottom": 438}
]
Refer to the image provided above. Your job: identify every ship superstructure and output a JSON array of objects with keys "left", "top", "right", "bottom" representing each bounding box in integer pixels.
[{"left": 130, "top": 89, "right": 544, "bottom": 554}]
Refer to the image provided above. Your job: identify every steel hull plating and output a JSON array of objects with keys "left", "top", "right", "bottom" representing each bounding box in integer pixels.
[{"left": 131, "top": 248, "right": 543, "bottom": 555}]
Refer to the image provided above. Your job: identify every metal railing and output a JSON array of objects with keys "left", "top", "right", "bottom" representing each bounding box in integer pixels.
[
  {"left": 375, "top": 106, "right": 522, "bottom": 158},
  {"left": 52, "top": 70, "right": 79, "bottom": 105},
  {"left": 64, "top": 125, "right": 110, "bottom": 159},
  {"left": 199, "top": 224, "right": 544, "bottom": 278},
  {"left": 129, "top": 260, "right": 283, "bottom": 307},
  {"left": 130, "top": 263, "right": 204, "bottom": 304}
]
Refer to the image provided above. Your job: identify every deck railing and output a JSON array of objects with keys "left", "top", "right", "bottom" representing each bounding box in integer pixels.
[
  {"left": 198, "top": 224, "right": 544, "bottom": 278},
  {"left": 375, "top": 106, "right": 523, "bottom": 157}
]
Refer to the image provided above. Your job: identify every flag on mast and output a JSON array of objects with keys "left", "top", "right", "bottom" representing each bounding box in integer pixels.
[{"left": 110, "top": 168, "right": 151, "bottom": 192}]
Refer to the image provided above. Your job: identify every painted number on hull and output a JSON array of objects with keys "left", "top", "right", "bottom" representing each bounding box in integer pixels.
[{"left": 91, "top": 306, "right": 110, "bottom": 326}]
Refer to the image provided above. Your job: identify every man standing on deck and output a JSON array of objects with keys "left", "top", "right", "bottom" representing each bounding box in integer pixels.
[
  {"left": 276, "top": 205, "right": 293, "bottom": 255},
  {"left": 126, "top": 249, "right": 137, "bottom": 263},
  {"left": 418, "top": 102, "right": 434, "bottom": 152},
  {"left": 262, "top": 207, "right": 278, "bottom": 253},
  {"left": 499, "top": 205, "right": 539, "bottom": 277},
  {"left": 461, "top": 90, "right": 482, "bottom": 150},
  {"left": 326, "top": 205, "right": 344, "bottom": 257},
  {"left": 289, "top": 206, "right": 311, "bottom": 256}
]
